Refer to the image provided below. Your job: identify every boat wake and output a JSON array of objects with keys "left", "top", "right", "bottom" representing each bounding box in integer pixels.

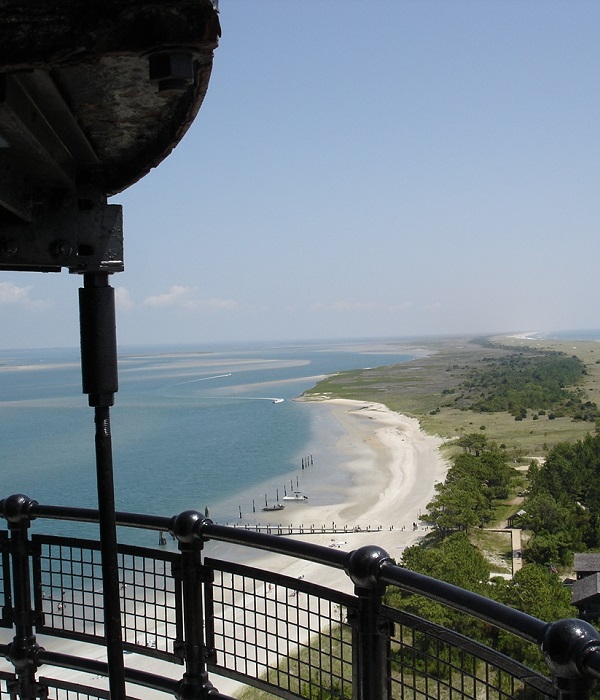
[
  {"left": 206, "top": 396, "right": 284, "bottom": 403},
  {"left": 172, "top": 373, "right": 232, "bottom": 386}
]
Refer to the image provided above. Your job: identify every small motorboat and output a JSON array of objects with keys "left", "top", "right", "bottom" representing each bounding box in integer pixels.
[
  {"left": 262, "top": 504, "right": 285, "bottom": 512},
  {"left": 282, "top": 492, "right": 308, "bottom": 502}
]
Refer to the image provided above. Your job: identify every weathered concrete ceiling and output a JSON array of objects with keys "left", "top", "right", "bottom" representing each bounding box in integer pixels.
[{"left": 0, "top": 0, "right": 220, "bottom": 221}]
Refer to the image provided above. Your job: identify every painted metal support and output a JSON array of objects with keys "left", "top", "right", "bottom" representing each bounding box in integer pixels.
[
  {"left": 172, "top": 511, "right": 217, "bottom": 699},
  {"left": 541, "top": 618, "right": 600, "bottom": 700},
  {"left": 2, "top": 495, "right": 42, "bottom": 700},
  {"left": 345, "top": 546, "right": 393, "bottom": 700},
  {"left": 78, "top": 272, "right": 125, "bottom": 700}
]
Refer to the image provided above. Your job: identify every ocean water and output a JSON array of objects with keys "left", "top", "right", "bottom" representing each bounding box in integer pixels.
[
  {"left": 0, "top": 340, "right": 417, "bottom": 544},
  {"left": 533, "top": 329, "right": 600, "bottom": 342}
]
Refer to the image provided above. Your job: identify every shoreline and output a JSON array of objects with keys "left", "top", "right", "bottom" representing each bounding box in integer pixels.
[
  {"left": 217, "top": 398, "right": 448, "bottom": 529},
  {"left": 206, "top": 399, "right": 449, "bottom": 568},
  {"left": 208, "top": 398, "right": 449, "bottom": 697}
]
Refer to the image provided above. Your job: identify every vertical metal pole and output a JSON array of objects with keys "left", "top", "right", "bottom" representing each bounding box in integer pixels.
[
  {"left": 79, "top": 272, "right": 125, "bottom": 700},
  {"left": 345, "top": 546, "right": 393, "bottom": 700},
  {"left": 171, "top": 511, "right": 216, "bottom": 699},
  {"left": 540, "top": 619, "right": 600, "bottom": 700},
  {"left": 2, "top": 495, "right": 41, "bottom": 700},
  {"left": 352, "top": 584, "right": 389, "bottom": 700},
  {"left": 554, "top": 677, "right": 597, "bottom": 700}
]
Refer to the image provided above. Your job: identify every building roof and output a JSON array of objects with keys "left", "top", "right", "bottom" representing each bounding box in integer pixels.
[
  {"left": 572, "top": 572, "right": 600, "bottom": 605},
  {"left": 574, "top": 553, "right": 600, "bottom": 574}
]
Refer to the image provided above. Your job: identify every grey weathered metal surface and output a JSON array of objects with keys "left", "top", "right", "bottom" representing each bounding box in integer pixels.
[
  {"left": 0, "top": 0, "right": 220, "bottom": 271},
  {"left": 0, "top": 0, "right": 220, "bottom": 198}
]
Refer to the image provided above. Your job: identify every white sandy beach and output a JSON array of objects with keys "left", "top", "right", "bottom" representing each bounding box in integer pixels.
[
  {"left": 0, "top": 399, "right": 449, "bottom": 698},
  {"left": 228, "top": 399, "right": 448, "bottom": 577},
  {"left": 207, "top": 399, "right": 449, "bottom": 697}
]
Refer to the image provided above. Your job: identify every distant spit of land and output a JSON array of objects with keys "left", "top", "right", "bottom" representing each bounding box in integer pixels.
[{"left": 303, "top": 334, "right": 600, "bottom": 460}]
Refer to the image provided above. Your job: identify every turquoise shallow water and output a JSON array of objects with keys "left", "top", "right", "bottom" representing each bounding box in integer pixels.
[{"left": 0, "top": 339, "right": 417, "bottom": 544}]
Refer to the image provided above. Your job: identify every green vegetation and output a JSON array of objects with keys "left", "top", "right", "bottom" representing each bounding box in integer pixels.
[
  {"left": 303, "top": 336, "right": 600, "bottom": 457},
  {"left": 382, "top": 436, "right": 577, "bottom": 673},
  {"left": 426, "top": 436, "right": 515, "bottom": 534},
  {"left": 453, "top": 352, "right": 597, "bottom": 421},
  {"left": 515, "top": 431, "right": 600, "bottom": 567},
  {"left": 385, "top": 532, "right": 575, "bottom": 675},
  {"left": 389, "top": 532, "right": 491, "bottom": 629},
  {"left": 492, "top": 565, "right": 577, "bottom": 670},
  {"left": 238, "top": 623, "right": 352, "bottom": 700}
]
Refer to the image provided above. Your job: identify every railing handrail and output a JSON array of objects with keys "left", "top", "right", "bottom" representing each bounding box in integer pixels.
[
  {"left": 379, "top": 560, "right": 547, "bottom": 643},
  {"left": 4, "top": 494, "right": 600, "bottom": 700},
  {"left": 9, "top": 499, "right": 554, "bottom": 646}
]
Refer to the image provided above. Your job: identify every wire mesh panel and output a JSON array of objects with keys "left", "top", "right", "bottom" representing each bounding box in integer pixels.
[
  {"left": 39, "top": 676, "right": 144, "bottom": 700},
  {"left": 117, "top": 543, "right": 183, "bottom": 662},
  {"left": 38, "top": 677, "right": 111, "bottom": 700},
  {"left": 33, "top": 536, "right": 104, "bottom": 639},
  {"left": 205, "top": 557, "right": 355, "bottom": 700},
  {"left": 0, "top": 671, "right": 15, "bottom": 700},
  {"left": 32, "top": 535, "right": 183, "bottom": 662},
  {"left": 0, "top": 531, "right": 11, "bottom": 628},
  {"left": 383, "top": 607, "right": 556, "bottom": 700}
]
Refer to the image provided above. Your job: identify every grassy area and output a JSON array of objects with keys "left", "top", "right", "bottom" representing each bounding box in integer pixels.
[
  {"left": 237, "top": 622, "right": 352, "bottom": 700},
  {"left": 304, "top": 333, "right": 600, "bottom": 566},
  {"left": 304, "top": 335, "right": 600, "bottom": 460},
  {"left": 469, "top": 529, "right": 513, "bottom": 575}
]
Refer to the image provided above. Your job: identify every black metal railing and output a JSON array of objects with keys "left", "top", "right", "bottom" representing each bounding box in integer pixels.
[{"left": 2, "top": 494, "right": 600, "bottom": 700}]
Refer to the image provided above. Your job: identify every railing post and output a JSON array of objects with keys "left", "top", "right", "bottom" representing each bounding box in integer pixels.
[
  {"left": 1, "top": 495, "right": 43, "bottom": 700},
  {"left": 171, "top": 511, "right": 216, "bottom": 700},
  {"left": 541, "top": 619, "right": 600, "bottom": 700},
  {"left": 345, "top": 545, "right": 394, "bottom": 700}
]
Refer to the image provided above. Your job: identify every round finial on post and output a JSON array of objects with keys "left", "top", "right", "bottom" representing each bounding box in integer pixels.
[
  {"left": 541, "top": 618, "right": 600, "bottom": 679},
  {"left": 0, "top": 494, "right": 38, "bottom": 524},
  {"left": 170, "top": 510, "right": 212, "bottom": 544},
  {"left": 6, "top": 637, "right": 42, "bottom": 671},
  {"left": 345, "top": 545, "right": 394, "bottom": 588}
]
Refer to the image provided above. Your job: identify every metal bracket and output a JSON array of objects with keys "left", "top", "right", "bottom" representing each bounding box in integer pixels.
[
  {"left": 0, "top": 191, "right": 123, "bottom": 274},
  {"left": 0, "top": 72, "right": 123, "bottom": 274}
]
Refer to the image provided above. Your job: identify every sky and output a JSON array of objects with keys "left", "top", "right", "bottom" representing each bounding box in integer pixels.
[{"left": 1, "top": 0, "right": 600, "bottom": 350}]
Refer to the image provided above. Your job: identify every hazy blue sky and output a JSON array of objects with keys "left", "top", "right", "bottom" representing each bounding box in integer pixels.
[{"left": 1, "top": 1, "right": 599, "bottom": 349}]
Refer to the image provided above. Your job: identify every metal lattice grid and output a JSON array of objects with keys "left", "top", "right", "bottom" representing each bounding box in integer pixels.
[
  {"left": 32, "top": 536, "right": 182, "bottom": 661},
  {"left": 384, "top": 609, "right": 553, "bottom": 700},
  {"left": 117, "top": 544, "right": 182, "bottom": 662},
  {"left": 206, "top": 559, "right": 354, "bottom": 699},
  {"left": 0, "top": 671, "right": 14, "bottom": 700},
  {"left": 34, "top": 535, "right": 105, "bottom": 640},
  {"left": 38, "top": 677, "right": 112, "bottom": 700}
]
